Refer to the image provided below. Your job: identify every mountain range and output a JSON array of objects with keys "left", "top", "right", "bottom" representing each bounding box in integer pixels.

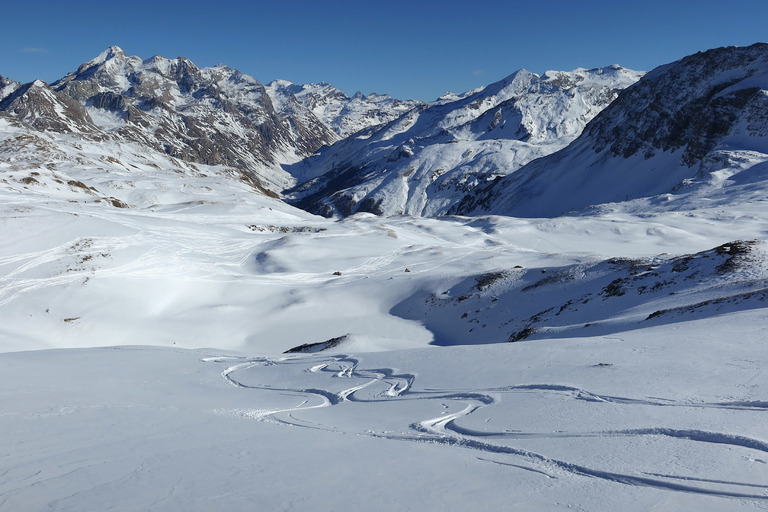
[
  {"left": 3, "top": 44, "right": 767, "bottom": 222},
  {"left": 3, "top": 43, "right": 768, "bottom": 510},
  {"left": 0, "top": 46, "right": 423, "bottom": 196},
  {"left": 452, "top": 43, "right": 768, "bottom": 217},
  {"left": 286, "top": 65, "right": 642, "bottom": 216}
]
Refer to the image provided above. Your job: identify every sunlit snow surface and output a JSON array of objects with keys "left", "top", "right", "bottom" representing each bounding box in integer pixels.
[
  {"left": 2, "top": 321, "right": 767, "bottom": 510},
  {"left": 1, "top": 122, "right": 768, "bottom": 509}
]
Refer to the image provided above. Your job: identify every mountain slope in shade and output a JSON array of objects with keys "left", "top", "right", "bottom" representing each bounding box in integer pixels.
[
  {"left": 452, "top": 43, "right": 768, "bottom": 218},
  {"left": 394, "top": 239, "right": 768, "bottom": 345},
  {"left": 285, "top": 66, "right": 642, "bottom": 217},
  {"left": 0, "top": 80, "right": 96, "bottom": 134}
]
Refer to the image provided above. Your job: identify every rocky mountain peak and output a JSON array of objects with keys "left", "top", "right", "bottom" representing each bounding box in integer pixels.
[
  {"left": 3, "top": 48, "right": 352, "bottom": 194},
  {"left": 265, "top": 80, "right": 422, "bottom": 138},
  {"left": 287, "top": 64, "right": 643, "bottom": 218},
  {"left": 0, "top": 79, "right": 94, "bottom": 133},
  {"left": 0, "top": 47, "right": 426, "bottom": 198},
  {"left": 0, "top": 76, "right": 20, "bottom": 102},
  {"left": 585, "top": 42, "right": 768, "bottom": 166},
  {"left": 97, "top": 45, "right": 126, "bottom": 62}
]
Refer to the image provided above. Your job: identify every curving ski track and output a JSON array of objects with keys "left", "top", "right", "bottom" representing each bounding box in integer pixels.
[{"left": 208, "top": 354, "right": 768, "bottom": 501}]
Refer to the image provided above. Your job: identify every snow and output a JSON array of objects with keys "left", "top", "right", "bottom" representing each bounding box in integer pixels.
[
  {"left": 3, "top": 46, "right": 768, "bottom": 511},
  {"left": 287, "top": 65, "right": 644, "bottom": 217},
  {"left": 2, "top": 122, "right": 768, "bottom": 510},
  {"left": 2, "top": 314, "right": 767, "bottom": 511},
  {"left": 265, "top": 79, "right": 422, "bottom": 138}
]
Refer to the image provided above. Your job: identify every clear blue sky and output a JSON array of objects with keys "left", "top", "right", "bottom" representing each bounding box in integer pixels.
[{"left": 2, "top": 0, "right": 766, "bottom": 101}]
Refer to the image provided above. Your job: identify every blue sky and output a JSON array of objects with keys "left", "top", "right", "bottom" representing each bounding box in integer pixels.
[{"left": 2, "top": 0, "right": 767, "bottom": 101}]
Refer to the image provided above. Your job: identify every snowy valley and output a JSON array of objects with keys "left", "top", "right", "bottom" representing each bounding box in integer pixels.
[{"left": 1, "top": 44, "right": 768, "bottom": 511}]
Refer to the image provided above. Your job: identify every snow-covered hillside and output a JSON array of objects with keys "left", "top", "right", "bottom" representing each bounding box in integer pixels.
[
  {"left": 286, "top": 66, "right": 642, "bottom": 217},
  {"left": 3, "top": 318, "right": 768, "bottom": 511},
  {"left": 2, "top": 43, "right": 768, "bottom": 511},
  {"left": 6, "top": 115, "right": 767, "bottom": 355},
  {"left": 453, "top": 43, "right": 768, "bottom": 218},
  {"left": 1, "top": 47, "right": 420, "bottom": 196}
]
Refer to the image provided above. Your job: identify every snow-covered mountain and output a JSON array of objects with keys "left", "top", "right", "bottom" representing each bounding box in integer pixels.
[
  {"left": 48, "top": 46, "right": 338, "bottom": 193},
  {"left": 452, "top": 43, "right": 768, "bottom": 217},
  {"left": 266, "top": 79, "right": 423, "bottom": 138},
  {"left": 0, "top": 47, "right": 419, "bottom": 196},
  {"left": 0, "top": 79, "right": 96, "bottom": 134},
  {"left": 286, "top": 66, "right": 643, "bottom": 217},
  {"left": 4, "top": 43, "right": 768, "bottom": 511}
]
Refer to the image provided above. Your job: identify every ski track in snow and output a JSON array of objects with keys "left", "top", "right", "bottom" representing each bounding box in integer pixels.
[{"left": 209, "top": 354, "right": 768, "bottom": 501}]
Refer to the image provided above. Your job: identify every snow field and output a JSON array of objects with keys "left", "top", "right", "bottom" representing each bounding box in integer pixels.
[{"left": 2, "top": 312, "right": 767, "bottom": 510}]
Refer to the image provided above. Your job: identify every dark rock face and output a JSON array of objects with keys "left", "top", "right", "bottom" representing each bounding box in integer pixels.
[
  {"left": 89, "top": 91, "right": 127, "bottom": 111},
  {"left": 586, "top": 43, "right": 768, "bottom": 167}
]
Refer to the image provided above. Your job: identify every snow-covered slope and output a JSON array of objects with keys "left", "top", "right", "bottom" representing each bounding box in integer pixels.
[
  {"left": 3, "top": 44, "right": 768, "bottom": 511},
  {"left": 0, "top": 76, "right": 20, "bottom": 101},
  {"left": 266, "top": 79, "right": 423, "bottom": 138},
  {"left": 395, "top": 237, "right": 768, "bottom": 345},
  {"left": 453, "top": 43, "right": 768, "bottom": 217},
  {"left": 3, "top": 314, "right": 768, "bottom": 511},
  {"left": 4, "top": 107, "right": 768, "bottom": 355},
  {"left": 286, "top": 66, "right": 642, "bottom": 217}
]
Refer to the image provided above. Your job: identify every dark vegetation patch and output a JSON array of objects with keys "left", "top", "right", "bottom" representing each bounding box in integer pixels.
[
  {"left": 715, "top": 240, "right": 757, "bottom": 274},
  {"left": 522, "top": 269, "right": 577, "bottom": 292},
  {"left": 601, "top": 278, "right": 627, "bottom": 297},
  {"left": 474, "top": 271, "right": 510, "bottom": 291},
  {"left": 67, "top": 180, "right": 94, "bottom": 192},
  {"left": 284, "top": 334, "right": 348, "bottom": 354},
  {"left": 508, "top": 326, "right": 536, "bottom": 342},
  {"left": 107, "top": 197, "right": 129, "bottom": 208}
]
